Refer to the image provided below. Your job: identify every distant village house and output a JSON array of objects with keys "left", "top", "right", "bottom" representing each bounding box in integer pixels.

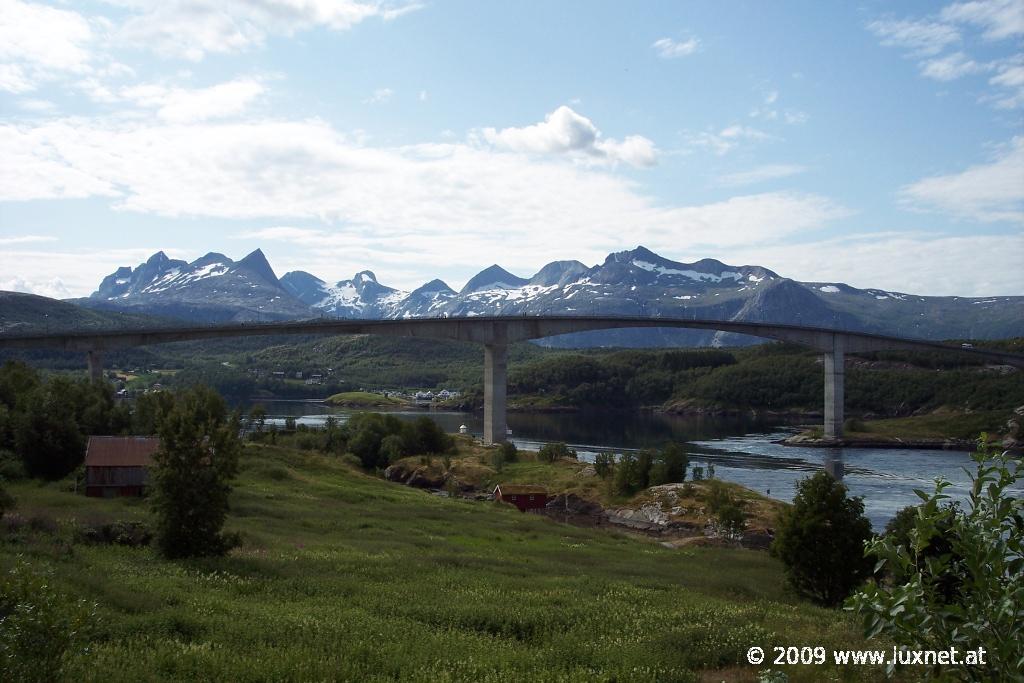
[
  {"left": 84, "top": 436, "right": 160, "bottom": 498},
  {"left": 493, "top": 484, "right": 548, "bottom": 513}
]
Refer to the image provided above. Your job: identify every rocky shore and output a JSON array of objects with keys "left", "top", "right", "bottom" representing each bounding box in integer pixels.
[{"left": 382, "top": 459, "right": 775, "bottom": 550}]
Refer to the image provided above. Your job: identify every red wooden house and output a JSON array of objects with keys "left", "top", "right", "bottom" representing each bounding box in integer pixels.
[
  {"left": 493, "top": 483, "right": 548, "bottom": 513},
  {"left": 84, "top": 436, "right": 160, "bottom": 497}
]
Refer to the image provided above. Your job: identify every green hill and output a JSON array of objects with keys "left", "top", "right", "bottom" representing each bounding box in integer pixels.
[
  {"left": 0, "top": 291, "right": 169, "bottom": 334},
  {"left": 2, "top": 443, "right": 882, "bottom": 681}
]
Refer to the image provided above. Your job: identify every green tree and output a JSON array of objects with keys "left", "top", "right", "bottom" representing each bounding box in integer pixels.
[
  {"left": 594, "top": 452, "right": 614, "bottom": 479},
  {"left": 405, "top": 416, "right": 454, "bottom": 455},
  {"left": 847, "top": 440, "right": 1023, "bottom": 681},
  {"left": 13, "top": 380, "right": 85, "bottom": 480},
  {"left": 151, "top": 386, "right": 242, "bottom": 558},
  {"left": 499, "top": 440, "right": 518, "bottom": 463},
  {"left": 131, "top": 391, "right": 175, "bottom": 435},
  {"left": 771, "top": 471, "right": 874, "bottom": 607},
  {"left": 613, "top": 452, "right": 644, "bottom": 496},
  {"left": 716, "top": 502, "right": 747, "bottom": 539},
  {"left": 539, "top": 441, "right": 576, "bottom": 463},
  {"left": 379, "top": 434, "right": 405, "bottom": 464},
  {"left": 0, "top": 478, "right": 13, "bottom": 518},
  {"left": 661, "top": 443, "right": 689, "bottom": 483}
]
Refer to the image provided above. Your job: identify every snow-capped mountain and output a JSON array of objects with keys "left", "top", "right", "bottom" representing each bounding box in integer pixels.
[
  {"left": 86, "top": 249, "right": 311, "bottom": 322},
  {"left": 78, "top": 246, "right": 1024, "bottom": 345},
  {"left": 280, "top": 270, "right": 407, "bottom": 318}
]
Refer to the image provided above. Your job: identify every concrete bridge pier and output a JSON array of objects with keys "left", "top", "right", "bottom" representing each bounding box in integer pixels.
[
  {"left": 823, "top": 336, "right": 844, "bottom": 439},
  {"left": 483, "top": 335, "right": 508, "bottom": 445},
  {"left": 87, "top": 350, "right": 104, "bottom": 382}
]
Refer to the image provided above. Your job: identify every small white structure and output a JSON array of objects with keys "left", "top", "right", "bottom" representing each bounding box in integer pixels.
[{"left": 459, "top": 424, "right": 468, "bottom": 434}]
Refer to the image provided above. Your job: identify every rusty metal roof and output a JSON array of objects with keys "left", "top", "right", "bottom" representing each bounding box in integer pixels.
[
  {"left": 85, "top": 436, "right": 160, "bottom": 467},
  {"left": 494, "top": 484, "right": 547, "bottom": 496}
]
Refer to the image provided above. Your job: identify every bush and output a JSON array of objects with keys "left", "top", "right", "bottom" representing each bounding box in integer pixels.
[
  {"left": 492, "top": 442, "right": 517, "bottom": 473},
  {"left": 613, "top": 452, "right": 644, "bottom": 496},
  {"left": 771, "top": 471, "right": 874, "bottom": 607},
  {"left": 716, "top": 502, "right": 747, "bottom": 539},
  {"left": 499, "top": 441, "right": 518, "bottom": 464},
  {"left": 594, "top": 452, "right": 613, "bottom": 479},
  {"left": 843, "top": 417, "right": 866, "bottom": 432},
  {"left": 847, "top": 439, "right": 1023, "bottom": 681},
  {"left": 538, "top": 442, "right": 576, "bottom": 462},
  {"left": 150, "top": 386, "right": 242, "bottom": 559},
  {"left": 0, "top": 479, "right": 13, "bottom": 519},
  {"left": 76, "top": 520, "right": 152, "bottom": 547},
  {"left": 0, "top": 561, "right": 99, "bottom": 683}
]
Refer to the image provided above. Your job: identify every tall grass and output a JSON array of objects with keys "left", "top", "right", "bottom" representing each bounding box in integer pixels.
[{"left": 2, "top": 444, "right": 887, "bottom": 682}]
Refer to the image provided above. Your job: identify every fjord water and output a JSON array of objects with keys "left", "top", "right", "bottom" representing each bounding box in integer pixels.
[{"left": 258, "top": 402, "right": 1013, "bottom": 529}]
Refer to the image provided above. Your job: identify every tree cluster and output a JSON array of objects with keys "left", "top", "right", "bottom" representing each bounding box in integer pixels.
[
  {"left": 610, "top": 444, "right": 689, "bottom": 496},
  {"left": 0, "top": 361, "right": 131, "bottom": 481}
]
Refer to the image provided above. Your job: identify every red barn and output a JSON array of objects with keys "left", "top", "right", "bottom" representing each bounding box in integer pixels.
[
  {"left": 84, "top": 436, "right": 160, "bottom": 498},
  {"left": 493, "top": 484, "right": 548, "bottom": 513}
]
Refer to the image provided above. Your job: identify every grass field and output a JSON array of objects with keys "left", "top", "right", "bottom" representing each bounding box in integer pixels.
[
  {"left": 324, "top": 390, "right": 407, "bottom": 407},
  {"left": 1, "top": 444, "right": 889, "bottom": 682},
  {"left": 848, "top": 409, "right": 1010, "bottom": 441}
]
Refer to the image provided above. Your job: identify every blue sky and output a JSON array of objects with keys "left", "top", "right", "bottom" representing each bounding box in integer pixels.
[{"left": 1, "top": 0, "right": 1022, "bottom": 298}]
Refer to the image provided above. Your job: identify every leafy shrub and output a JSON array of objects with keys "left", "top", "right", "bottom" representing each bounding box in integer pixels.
[
  {"left": 843, "top": 417, "right": 866, "bottom": 432},
  {"left": 715, "top": 503, "right": 747, "bottom": 538},
  {"left": 0, "top": 561, "right": 99, "bottom": 683},
  {"left": 847, "top": 439, "right": 1023, "bottom": 681},
  {"left": 76, "top": 520, "right": 152, "bottom": 547},
  {"left": 538, "top": 442, "right": 576, "bottom": 462},
  {"left": 771, "top": 471, "right": 874, "bottom": 606},
  {"left": 499, "top": 441, "right": 518, "bottom": 464}
]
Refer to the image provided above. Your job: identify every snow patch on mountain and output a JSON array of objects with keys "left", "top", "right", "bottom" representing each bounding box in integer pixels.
[{"left": 632, "top": 260, "right": 743, "bottom": 282}]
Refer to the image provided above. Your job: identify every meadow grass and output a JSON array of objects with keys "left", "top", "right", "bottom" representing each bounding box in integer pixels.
[
  {"left": 324, "top": 391, "right": 406, "bottom": 407},
  {"left": 850, "top": 409, "right": 1009, "bottom": 441},
  {"left": 2, "top": 444, "right": 888, "bottom": 682}
]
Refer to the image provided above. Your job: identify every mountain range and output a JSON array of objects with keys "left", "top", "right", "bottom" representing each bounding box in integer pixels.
[{"left": 68, "top": 246, "right": 1023, "bottom": 347}]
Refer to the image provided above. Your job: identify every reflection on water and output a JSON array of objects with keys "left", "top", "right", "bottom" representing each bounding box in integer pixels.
[{"left": 250, "top": 401, "right": 1019, "bottom": 529}]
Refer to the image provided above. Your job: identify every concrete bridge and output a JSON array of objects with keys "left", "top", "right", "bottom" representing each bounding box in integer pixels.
[{"left": 2, "top": 315, "right": 1022, "bottom": 444}]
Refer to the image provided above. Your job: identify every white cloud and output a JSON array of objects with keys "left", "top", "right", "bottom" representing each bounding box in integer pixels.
[
  {"left": 418, "top": 90, "right": 428, "bottom": 102},
  {"left": 119, "top": 78, "right": 266, "bottom": 122},
  {"left": 0, "top": 276, "right": 73, "bottom": 299},
  {"left": 0, "top": 0, "right": 97, "bottom": 92},
  {"left": 17, "top": 98, "right": 57, "bottom": 113},
  {"left": 114, "top": 0, "right": 419, "bottom": 61},
  {"left": 0, "top": 247, "right": 187, "bottom": 299},
  {"left": 363, "top": 87, "right": 394, "bottom": 104},
  {"left": 687, "top": 125, "right": 773, "bottom": 155},
  {"left": 868, "top": 3, "right": 1023, "bottom": 108},
  {"left": 731, "top": 232, "right": 1024, "bottom": 296},
  {"left": 0, "top": 111, "right": 851, "bottom": 294},
  {"left": 941, "top": 0, "right": 1024, "bottom": 41},
  {"left": 717, "top": 164, "right": 807, "bottom": 187},
  {"left": 482, "top": 106, "right": 657, "bottom": 167},
  {"left": 0, "top": 234, "right": 57, "bottom": 245},
  {"left": 867, "top": 18, "right": 961, "bottom": 57},
  {"left": 651, "top": 36, "right": 700, "bottom": 59},
  {"left": 920, "top": 51, "right": 985, "bottom": 80},
  {"left": 899, "top": 136, "right": 1024, "bottom": 223},
  {"left": 988, "top": 57, "right": 1024, "bottom": 108}
]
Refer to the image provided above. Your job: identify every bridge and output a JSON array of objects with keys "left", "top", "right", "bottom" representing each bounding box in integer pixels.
[{"left": 2, "top": 315, "right": 1022, "bottom": 444}]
